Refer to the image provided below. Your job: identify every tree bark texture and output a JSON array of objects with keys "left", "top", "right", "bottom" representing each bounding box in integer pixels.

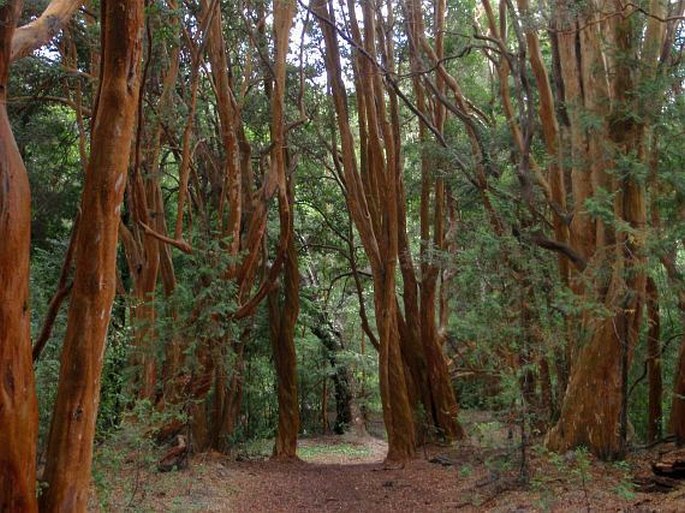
[
  {"left": 39, "top": 1, "right": 144, "bottom": 510},
  {"left": 269, "top": 0, "right": 299, "bottom": 459},
  {"left": 314, "top": 0, "right": 416, "bottom": 461},
  {"left": 0, "top": 2, "right": 39, "bottom": 512},
  {"left": 270, "top": 236, "right": 300, "bottom": 458},
  {"left": 544, "top": 0, "right": 660, "bottom": 458}
]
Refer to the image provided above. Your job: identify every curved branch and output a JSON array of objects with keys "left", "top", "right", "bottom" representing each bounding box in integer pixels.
[
  {"left": 138, "top": 221, "right": 193, "bottom": 254},
  {"left": 529, "top": 230, "right": 587, "bottom": 271},
  {"left": 11, "top": 0, "right": 82, "bottom": 62}
]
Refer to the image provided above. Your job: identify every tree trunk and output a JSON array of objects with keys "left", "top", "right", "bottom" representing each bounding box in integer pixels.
[
  {"left": 546, "top": 299, "right": 636, "bottom": 459},
  {"left": 270, "top": 237, "right": 300, "bottom": 459},
  {"left": 542, "top": 0, "right": 653, "bottom": 459},
  {"left": 0, "top": 3, "right": 39, "bottom": 511},
  {"left": 270, "top": 0, "right": 299, "bottom": 460},
  {"left": 314, "top": 0, "right": 416, "bottom": 461},
  {"left": 39, "top": 1, "right": 143, "bottom": 510},
  {"left": 671, "top": 338, "right": 685, "bottom": 443},
  {"left": 420, "top": 280, "right": 464, "bottom": 439}
]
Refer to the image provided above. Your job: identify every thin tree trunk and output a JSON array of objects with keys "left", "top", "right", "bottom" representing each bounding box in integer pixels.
[
  {"left": 39, "top": 1, "right": 143, "bottom": 510},
  {"left": 311, "top": 317, "right": 354, "bottom": 434},
  {"left": 313, "top": 0, "right": 416, "bottom": 461},
  {"left": 647, "top": 277, "right": 663, "bottom": 443},
  {"left": 270, "top": 0, "right": 299, "bottom": 459},
  {"left": 671, "top": 337, "right": 685, "bottom": 442},
  {"left": 270, "top": 236, "right": 300, "bottom": 459}
]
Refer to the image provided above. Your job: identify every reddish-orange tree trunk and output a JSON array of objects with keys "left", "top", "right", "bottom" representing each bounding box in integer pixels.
[
  {"left": 269, "top": 0, "right": 299, "bottom": 459},
  {"left": 544, "top": 0, "right": 663, "bottom": 459},
  {"left": 39, "top": 1, "right": 144, "bottom": 510},
  {"left": 314, "top": 0, "right": 416, "bottom": 461},
  {"left": 0, "top": 2, "right": 39, "bottom": 512},
  {"left": 269, "top": 235, "right": 300, "bottom": 458}
]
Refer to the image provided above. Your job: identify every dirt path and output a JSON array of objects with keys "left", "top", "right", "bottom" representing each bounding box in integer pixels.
[
  {"left": 133, "top": 436, "right": 493, "bottom": 513},
  {"left": 93, "top": 418, "right": 685, "bottom": 512}
]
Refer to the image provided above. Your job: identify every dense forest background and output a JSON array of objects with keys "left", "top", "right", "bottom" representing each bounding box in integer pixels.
[{"left": 1, "top": 0, "right": 684, "bottom": 510}]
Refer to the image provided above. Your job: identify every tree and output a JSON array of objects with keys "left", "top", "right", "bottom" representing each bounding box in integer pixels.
[
  {"left": 543, "top": 0, "right": 673, "bottom": 459},
  {"left": 402, "top": 0, "right": 465, "bottom": 440},
  {"left": 0, "top": 2, "right": 39, "bottom": 510},
  {"left": 269, "top": 0, "right": 299, "bottom": 459},
  {"left": 313, "top": 0, "right": 417, "bottom": 461},
  {"left": 2, "top": 1, "right": 86, "bottom": 509},
  {"left": 39, "top": 1, "right": 144, "bottom": 509}
]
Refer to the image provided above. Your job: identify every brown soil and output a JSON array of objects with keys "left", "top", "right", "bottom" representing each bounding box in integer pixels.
[{"left": 91, "top": 415, "right": 685, "bottom": 512}]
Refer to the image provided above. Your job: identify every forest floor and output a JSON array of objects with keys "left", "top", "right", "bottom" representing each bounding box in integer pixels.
[{"left": 90, "top": 411, "right": 685, "bottom": 512}]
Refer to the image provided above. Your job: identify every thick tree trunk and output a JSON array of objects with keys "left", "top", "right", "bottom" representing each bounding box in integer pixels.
[
  {"left": 0, "top": 3, "right": 39, "bottom": 512},
  {"left": 543, "top": 0, "right": 651, "bottom": 459},
  {"left": 39, "top": 1, "right": 143, "bottom": 510},
  {"left": 546, "top": 299, "right": 633, "bottom": 459}
]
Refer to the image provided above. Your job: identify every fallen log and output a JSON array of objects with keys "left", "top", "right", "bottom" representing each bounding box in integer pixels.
[
  {"left": 633, "top": 474, "right": 681, "bottom": 493},
  {"left": 158, "top": 435, "right": 189, "bottom": 472},
  {"left": 652, "top": 449, "right": 685, "bottom": 478}
]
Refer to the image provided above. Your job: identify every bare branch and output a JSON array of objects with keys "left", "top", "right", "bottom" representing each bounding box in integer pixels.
[{"left": 138, "top": 221, "right": 193, "bottom": 254}]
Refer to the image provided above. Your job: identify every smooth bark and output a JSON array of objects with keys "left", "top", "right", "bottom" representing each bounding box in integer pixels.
[
  {"left": 11, "top": 0, "right": 82, "bottom": 62},
  {"left": 40, "top": 1, "right": 143, "bottom": 510},
  {"left": 0, "top": 2, "right": 39, "bottom": 511},
  {"left": 314, "top": 0, "right": 416, "bottom": 461}
]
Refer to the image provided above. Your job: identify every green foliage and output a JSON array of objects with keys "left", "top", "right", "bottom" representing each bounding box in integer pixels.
[
  {"left": 12, "top": 0, "right": 685, "bottom": 475},
  {"left": 91, "top": 421, "right": 163, "bottom": 512},
  {"left": 448, "top": 214, "right": 565, "bottom": 417},
  {"left": 458, "top": 464, "right": 473, "bottom": 478},
  {"left": 96, "top": 323, "right": 132, "bottom": 438},
  {"left": 612, "top": 460, "right": 636, "bottom": 500},
  {"left": 150, "top": 232, "right": 240, "bottom": 380},
  {"left": 241, "top": 332, "right": 278, "bottom": 440},
  {"left": 31, "top": 243, "right": 66, "bottom": 449}
]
